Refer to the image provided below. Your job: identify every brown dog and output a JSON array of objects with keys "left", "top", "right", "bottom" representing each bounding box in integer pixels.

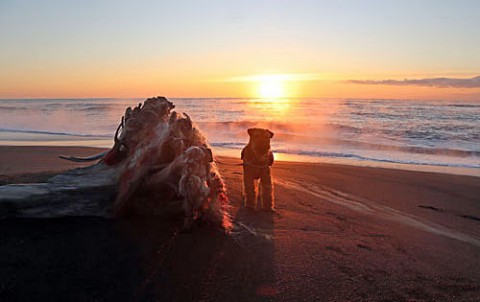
[{"left": 241, "top": 128, "right": 274, "bottom": 211}]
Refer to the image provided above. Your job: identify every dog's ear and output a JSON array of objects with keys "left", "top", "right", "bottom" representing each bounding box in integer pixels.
[
  {"left": 182, "top": 112, "right": 192, "bottom": 126},
  {"left": 267, "top": 129, "right": 274, "bottom": 138},
  {"left": 203, "top": 148, "right": 213, "bottom": 162},
  {"left": 247, "top": 128, "right": 255, "bottom": 136}
]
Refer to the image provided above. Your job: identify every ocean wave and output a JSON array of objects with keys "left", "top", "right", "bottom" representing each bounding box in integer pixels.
[
  {"left": 0, "top": 102, "right": 124, "bottom": 112},
  {"left": 211, "top": 139, "right": 479, "bottom": 159},
  {"left": 0, "top": 128, "right": 111, "bottom": 138},
  {"left": 447, "top": 104, "right": 480, "bottom": 108},
  {"left": 199, "top": 120, "right": 479, "bottom": 143},
  {"left": 0, "top": 105, "right": 29, "bottom": 111},
  {"left": 215, "top": 141, "right": 480, "bottom": 168},
  {"left": 270, "top": 148, "right": 480, "bottom": 169},
  {"left": 197, "top": 121, "right": 301, "bottom": 132},
  {"left": 2, "top": 98, "right": 479, "bottom": 170},
  {"left": 207, "top": 125, "right": 479, "bottom": 157},
  {"left": 2, "top": 126, "right": 478, "bottom": 158},
  {"left": 197, "top": 121, "right": 368, "bottom": 138},
  {"left": 70, "top": 104, "right": 118, "bottom": 111}
]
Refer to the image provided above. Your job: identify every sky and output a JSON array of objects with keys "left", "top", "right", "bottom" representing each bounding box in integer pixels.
[{"left": 0, "top": 0, "right": 479, "bottom": 100}]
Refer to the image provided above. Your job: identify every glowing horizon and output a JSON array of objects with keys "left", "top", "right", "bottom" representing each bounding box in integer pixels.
[{"left": 1, "top": 71, "right": 480, "bottom": 101}]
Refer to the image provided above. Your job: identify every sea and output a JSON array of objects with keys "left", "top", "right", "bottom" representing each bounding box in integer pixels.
[{"left": 0, "top": 98, "right": 479, "bottom": 176}]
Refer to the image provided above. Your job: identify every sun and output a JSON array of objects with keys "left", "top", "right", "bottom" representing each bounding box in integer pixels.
[
  {"left": 231, "top": 73, "right": 303, "bottom": 99},
  {"left": 258, "top": 76, "right": 285, "bottom": 99},
  {"left": 259, "top": 80, "right": 284, "bottom": 99}
]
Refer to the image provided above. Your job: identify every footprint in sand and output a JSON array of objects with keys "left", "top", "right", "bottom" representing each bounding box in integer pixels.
[
  {"left": 277, "top": 178, "right": 480, "bottom": 248},
  {"left": 325, "top": 245, "right": 349, "bottom": 256},
  {"left": 459, "top": 214, "right": 480, "bottom": 222},
  {"left": 418, "top": 205, "right": 443, "bottom": 212},
  {"left": 356, "top": 244, "right": 373, "bottom": 251}
]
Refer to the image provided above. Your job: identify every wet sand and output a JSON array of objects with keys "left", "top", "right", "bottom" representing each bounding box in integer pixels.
[{"left": 1, "top": 146, "right": 480, "bottom": 301}]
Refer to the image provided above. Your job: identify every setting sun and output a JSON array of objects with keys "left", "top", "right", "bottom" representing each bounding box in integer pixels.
[
  {"left": 228, "top": 73, "right": 318, "bottom": 99},
  {"left": 253, "top": 74, "right": 298, "bottom": 99},
  {"left": 259, "top": 79, "right": 284, "bottom": 99}
]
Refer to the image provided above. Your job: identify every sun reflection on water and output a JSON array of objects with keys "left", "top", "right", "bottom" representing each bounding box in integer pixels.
[{"left": 247, "top": 98, "right": 293, "bottom": 119}]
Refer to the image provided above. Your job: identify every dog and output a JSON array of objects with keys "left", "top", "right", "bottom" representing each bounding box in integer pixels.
[{"left": 241, "top": 128, "right": 275, "bottom": 211}]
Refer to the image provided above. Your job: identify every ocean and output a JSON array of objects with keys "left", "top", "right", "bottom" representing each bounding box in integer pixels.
[{"left": 0, "top": 98, "right": 479, "bottom": 176}]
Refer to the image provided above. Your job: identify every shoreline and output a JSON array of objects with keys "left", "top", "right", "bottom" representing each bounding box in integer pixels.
[
  {"left": 1, "top": 143, "right": 479, "bottom": 178},
  {"left": 1, "top": 145, "right": 480, "bottom": 300}
]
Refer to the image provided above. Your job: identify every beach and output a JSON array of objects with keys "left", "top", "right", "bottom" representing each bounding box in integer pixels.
[
  {"left": 1, "top": 146, "right": 479, "bottom": 301},
  {"left": 3, "top": 0, "right": 480, "bottom": 300}
]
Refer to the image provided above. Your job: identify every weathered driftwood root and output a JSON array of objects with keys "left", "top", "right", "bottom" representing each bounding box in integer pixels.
[
  {"left": 0, "top": 163, "right": 118, "bottom": 218},
  {"left": 0, "top": 97, "right": 232, "bottom": 230}
]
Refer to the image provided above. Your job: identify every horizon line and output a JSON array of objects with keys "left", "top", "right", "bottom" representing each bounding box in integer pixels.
[{"left": 1, "top": 96, "right": 479, "bottom": 102}]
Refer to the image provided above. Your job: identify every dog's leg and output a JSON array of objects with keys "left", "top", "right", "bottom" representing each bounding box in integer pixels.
[
  {"left": 243, "top": 167, "right": 256, "bottom": 209},
  {"left": 258, "top": 180, "right": 263, "bottom": 208},
  {"left": 260, "top": 168, "right": 274, "bottom": 211}
]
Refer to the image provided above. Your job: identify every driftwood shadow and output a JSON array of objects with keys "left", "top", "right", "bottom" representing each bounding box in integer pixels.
[
  {"left": 0, "top": 210, "right": 275, "bottom": 302},
  {"left": 127, "top": 207, "right": 276, "bottom": 301}
]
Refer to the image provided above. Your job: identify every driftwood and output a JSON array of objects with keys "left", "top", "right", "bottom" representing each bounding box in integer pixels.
[
  {"left": 0, "top": 163, "right": 118, "bottom": 218},
  {"left": 0, "top": 97, "right": 232, "bottom": 230}
]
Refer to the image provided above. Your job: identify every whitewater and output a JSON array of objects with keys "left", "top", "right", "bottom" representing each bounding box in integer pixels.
[{"left": 0, "top": 98, "right": 479, "bottom": 175}]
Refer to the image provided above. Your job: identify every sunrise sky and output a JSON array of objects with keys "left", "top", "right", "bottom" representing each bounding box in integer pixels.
[{"left": 1, "top": 0, "right": 479, "bottom": 100}]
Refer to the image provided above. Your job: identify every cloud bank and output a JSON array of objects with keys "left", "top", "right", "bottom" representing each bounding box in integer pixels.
[{"left": 347, "top": 76, "right": 480, "bottom": 88}]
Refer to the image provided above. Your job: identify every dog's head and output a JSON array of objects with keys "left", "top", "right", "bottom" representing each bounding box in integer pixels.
[{"left": 247, "top": 128, "right": 274, "bottom": 154}]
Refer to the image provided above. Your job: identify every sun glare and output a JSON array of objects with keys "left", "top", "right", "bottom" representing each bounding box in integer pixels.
[
  {"left": 256, "top": 75, "right": 289, "bottom": 99},
  {"left": 228, "top": 73, "right": 318, "bottom": 99},
  {"left": 259, "top": 80, "right": 284, "bottom": 99}
]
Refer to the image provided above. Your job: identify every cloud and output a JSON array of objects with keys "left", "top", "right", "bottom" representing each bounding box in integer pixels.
[{"left": 347, "top": 76, "right": 480, "bottom": 88}]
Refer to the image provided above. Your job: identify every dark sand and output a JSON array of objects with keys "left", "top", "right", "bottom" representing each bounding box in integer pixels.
[{"left": 1, "top": 146, "right": 480, "bottom": 301}]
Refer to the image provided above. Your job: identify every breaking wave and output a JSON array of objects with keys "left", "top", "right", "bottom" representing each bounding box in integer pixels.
[
  {"left": 270, "top": 148, "right": 480, "bottom": 169},
  {"left": 1, "top": 98, "right": 479, "bottom": 172},
  {"left": 0, "top": 128, "right": 111, "bottom": 138}
]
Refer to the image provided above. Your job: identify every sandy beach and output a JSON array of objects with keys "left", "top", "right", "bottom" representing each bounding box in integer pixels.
[{"left": 1, "top": 146, "right": 480, "bottom": 301}]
